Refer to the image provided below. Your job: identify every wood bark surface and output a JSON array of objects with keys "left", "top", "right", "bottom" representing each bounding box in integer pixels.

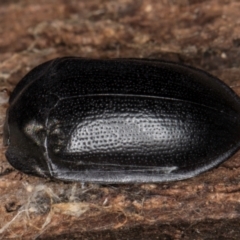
[{"left": 0, "top": 0, "right": 240, "bottom": 239}]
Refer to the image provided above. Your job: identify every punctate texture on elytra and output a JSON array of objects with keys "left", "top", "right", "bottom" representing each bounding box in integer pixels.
[{"left": 3, "top": 57, "right": 240, "bottom": 183}]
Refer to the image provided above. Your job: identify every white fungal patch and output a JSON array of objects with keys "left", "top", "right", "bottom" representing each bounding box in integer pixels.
[
  {"left": 0, "top": 88, "right": 9, "bottom": 104},
  {"left": 52, "top": 202, "right": 89, "bottom": 217},
  {"left": 0, "top": 183, "right": 91, "bottom": 237}
]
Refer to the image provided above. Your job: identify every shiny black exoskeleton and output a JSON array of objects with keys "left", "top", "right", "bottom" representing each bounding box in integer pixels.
[{"left": 4, "top": 57, "right": 240, "bottom": 182}]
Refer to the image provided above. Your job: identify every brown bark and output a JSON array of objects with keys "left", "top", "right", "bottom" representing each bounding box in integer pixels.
[{"left": 1, "top": 0, "right": 240, "bottom": 239}]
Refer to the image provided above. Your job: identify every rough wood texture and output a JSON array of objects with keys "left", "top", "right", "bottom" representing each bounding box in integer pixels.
[{"left": 1, "top": 0, "right": 240, "bottom": 239}]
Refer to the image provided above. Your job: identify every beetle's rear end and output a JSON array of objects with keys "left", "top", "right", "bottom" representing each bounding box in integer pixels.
[{"left": 4, "top": 58, "right": 240, "bottom": 183}]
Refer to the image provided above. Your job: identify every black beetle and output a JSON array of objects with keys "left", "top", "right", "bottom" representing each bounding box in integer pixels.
[{"left": 3, "top": 57, "right": 240, "bottom": 183}]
